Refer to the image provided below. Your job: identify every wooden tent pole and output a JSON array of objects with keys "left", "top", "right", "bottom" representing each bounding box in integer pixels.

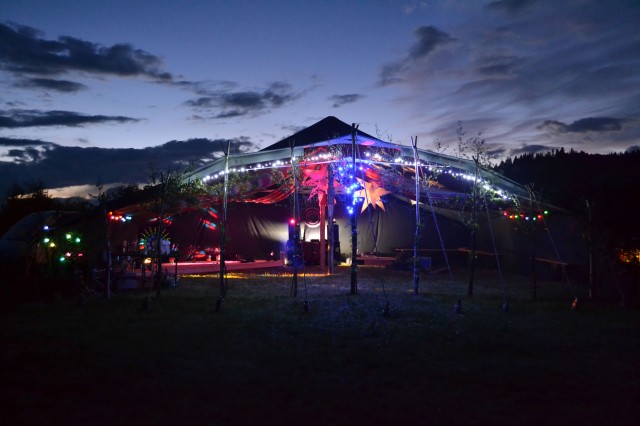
[
  {"left": 319, "top": 196, "right": 326, "bottom": 274},
  {"left": 529, "top": 185, "right": 538, "bottom": 300},
  {"left": 412, "top": 136, "right": 420, "bottom": 294},
  {"left": 327, "top": 164, "right": 335, "bottom": 275},
  {"left": 350, "top": 123, "right": 359, "bottom": 295},
  {"left": 216, "top": 140, "right": 230, "bottom": 312},
  {"left": 290, "top": 142, "right": 299, "bottom": 297}
]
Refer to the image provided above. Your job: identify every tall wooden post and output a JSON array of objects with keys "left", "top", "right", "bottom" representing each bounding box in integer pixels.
[
  {"left": 412, "top": 137, "right": 420, "bottom": 294},
  {"left": 154, "top": 175, "right": 167, "bottom": 299},
  {"left": 586, "top": 199, "right": 593, "bottom": 299},
  {"left": 290, "top": 142, "right": 299, "bottom": 297},
  {"left": 467, "top": 156, "right": 480, "bottom": 297},
  {"left": 103, "top": 201, "right": 112, "bottom": 300},
  {"left": 327, "top": 164, "right": 335, "bottom": 275},
  {"left": 350, "top": 124, "right": 359, "bottom": 295},
  {"left": 529, "top": 185, "right": 537, "bottom": 300},
  {"left": 319, "top": 196, "right": 326, "bottom": 274},
  {"left": 216, "top": 141, "right": 230, "bottom": 312}
]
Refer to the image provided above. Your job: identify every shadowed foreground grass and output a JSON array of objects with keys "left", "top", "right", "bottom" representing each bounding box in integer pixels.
[{"left": 1, "top": 267, "right": 638, "bottom": 425}]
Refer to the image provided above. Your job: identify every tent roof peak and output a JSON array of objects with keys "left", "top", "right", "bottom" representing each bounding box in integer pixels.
[{"left": 260, "top": 116, "right": 386, "bottom": 151}]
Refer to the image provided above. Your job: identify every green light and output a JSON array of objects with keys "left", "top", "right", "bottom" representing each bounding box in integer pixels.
[
  {"left": 75, "top": 237, "right": 81, "bottom": 243},
  {"left": 59, "top": 256, "right": 66, "bottom": 262},
  {"left": 43, "top": 237, "right": 50, "bottom": 243},
  {"left": 544, "top": 210, "right": 549, "bottom": 215},
  {"left": 65, "top": 233, "right": 72, "bottom": 240}
]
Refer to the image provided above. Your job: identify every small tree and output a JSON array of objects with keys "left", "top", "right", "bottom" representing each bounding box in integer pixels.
[
  {"left": 145, "top": 165, "right": 205, "bottom": 299},
  {"left": 455, "top": 122, "right": 492, "bottom": 297},
  {"left": 93, "top": 182, "right": 114, "bottom": 299}
]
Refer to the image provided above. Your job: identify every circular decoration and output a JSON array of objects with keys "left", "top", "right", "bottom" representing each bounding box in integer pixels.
[{"left": 304, "top": 208, "right": 320, "bottom": 228}]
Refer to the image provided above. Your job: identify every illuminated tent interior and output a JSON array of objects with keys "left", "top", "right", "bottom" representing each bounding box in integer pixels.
[{"left": 176, "top": 116, "right": 584, "bottom": 274}]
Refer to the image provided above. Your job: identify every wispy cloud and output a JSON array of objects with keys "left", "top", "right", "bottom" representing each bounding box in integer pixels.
[
  {"left": 0, "top": 137, "right": 52, "bottom": 147},
  {"left": 0, "top": 22, "right": 172, "bottom": 81},
  {"left": 538, "top": 117, "right": 629, "bottom": 134},
  {"left": 0, "top": 109, "right": 140, "bottom": 128},
  {"left": 184, "top": 81, "right": 298, "bottom": 119},
  {"left": 329, "top": 94, "right": 365, "bottom": 108},
  {"left": 379, "top": 25, "right": 456, "bottom": 86},
  {"left": 15, "top": 78, "right": 88, "bottom": 93},
  {"left": 382, "top": 2, "right": 640, "bottom": 155}
]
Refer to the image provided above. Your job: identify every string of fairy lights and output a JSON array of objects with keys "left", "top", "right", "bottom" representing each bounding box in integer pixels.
[
  {"left": 199, "top": 148, "right": 514, "bottom": 216},
  {"left": 41, "top": 225, "right": 84, "bottom": 263},
  {"left": 502, "top": 209, "right": 550, "bottom": 221}
]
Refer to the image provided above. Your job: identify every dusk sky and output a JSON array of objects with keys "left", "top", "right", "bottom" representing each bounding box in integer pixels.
[{"left": 1, "top": 0, "right": 638, "bottom": 197}]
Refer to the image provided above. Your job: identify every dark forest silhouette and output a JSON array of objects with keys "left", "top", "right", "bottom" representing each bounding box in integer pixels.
[
  {"left": 497, "top": 149, "right": 640, "bottom": 305},
  {"left": 496, "top": 148, "right": 640, "bottom": 244}
]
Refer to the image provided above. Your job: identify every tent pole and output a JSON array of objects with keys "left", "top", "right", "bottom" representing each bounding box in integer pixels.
[
  {"left": 350, "top": 123, "right": 359, "bottom": 295},
  {"left": 216, "top": 140, "right": 230, "bottom": 312},
  {"left": 290, "top": 142, "right": 298, "bottom": 297},
  {"left": 328, "top": 164, "right": 335, "bottom": 275},
  {"left": 412, "top": 137, "right": 420, "bottom": 294},
  {"left": 529, "top": 185, "right": 537, "bottom": 300},
  {"left": 103, "top": 200, "right": 112, "bottom": 300},
  {"left": 586, "top": 199, "right": 594, "bottom": 299},
  {"left": 319, "top": 196, "right": 326, "bottom": 274}
]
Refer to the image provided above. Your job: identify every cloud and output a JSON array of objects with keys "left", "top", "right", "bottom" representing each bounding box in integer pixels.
[
  {"left": 380, "top": 2, "right": 640, "bottom": 157},
  {"left": 329, "top": 94, "right": 365, "bottom": 108},
  {"left": 473, "top": 54, "right": 522, "bottom": 77},
  {"left": 379, "top": 62, "right": 406, "bottom": 86},
  {"left": 486, "top": 0, "right": 536, "bottom": 15},
  {"left": 0, "top": 109, "right": 140, "bottom": 128},
  {"left": 537, "top": 117, "right": 628, "bottom": 134},
  {"left": 15, "top": 78, "right": 87, "bottom": 93},
  {"left": 0, "top": 22, "right": 172, "bottom": 81},
  {"left": 0, "top": 137, "right": 258, "bottom": 197},
  {"left": 379, "top": 25, "right": 456, "bottom": 86},
  {"left": 509, "top": 144, "right": 553, "bottom": 156},
  {"left": 184, "top": 81, "right": 298, "bottom": 118},
  {"left": 409, "top": 26, "right": 457, "bottom": 61},
  {"left": 0, "top": 136, "right": 52, "bottom": 147},
  {"left": 7, "top": 146, "right": 47, "bottom": 162}
]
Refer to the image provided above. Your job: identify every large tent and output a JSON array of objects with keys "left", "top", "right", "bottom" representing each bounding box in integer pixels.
[{"left": 184, "top": 116, "right": 584, "bottom": 275}]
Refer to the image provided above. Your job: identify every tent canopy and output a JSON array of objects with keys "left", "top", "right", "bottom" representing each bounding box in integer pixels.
[
  {"left": 102, "top": 116, "right": 579, "bottom": 267},
  {"left": 188, "top": 116, "right": 530, "bottom": 204}
]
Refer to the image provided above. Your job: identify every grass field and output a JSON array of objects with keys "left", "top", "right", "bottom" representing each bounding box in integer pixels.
[{"left": 1, "top": 266, "right": 638, "bottom": 425}]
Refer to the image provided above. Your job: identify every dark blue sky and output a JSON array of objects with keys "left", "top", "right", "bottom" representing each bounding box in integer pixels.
[{"left": 0, "top": 0, "right": 638, "bottom": 196}]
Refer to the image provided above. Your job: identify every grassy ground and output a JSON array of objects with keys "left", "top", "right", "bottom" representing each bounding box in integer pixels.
[{"left": 1, "top": 266, "right": 638, "bottom": 425}]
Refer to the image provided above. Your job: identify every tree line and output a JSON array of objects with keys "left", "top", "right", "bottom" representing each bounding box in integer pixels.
[{"left": 496, "top": 148, "right": 640, "bottom": 247}]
